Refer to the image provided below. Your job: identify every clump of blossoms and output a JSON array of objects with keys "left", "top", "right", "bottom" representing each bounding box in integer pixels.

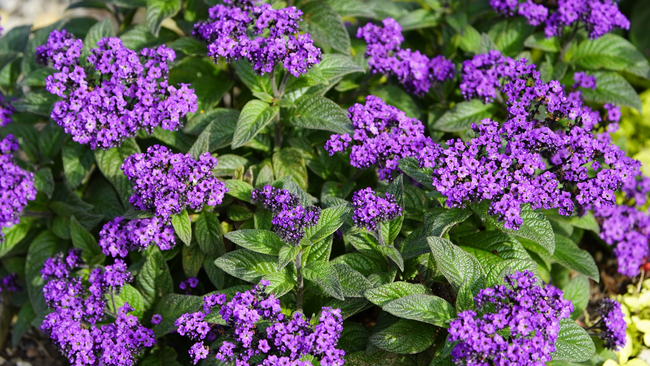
[
  {"left": 36, "top": 30, "right": 198, "bottom": 149},
  {"left": 0, "top": 273, "right": 20, "bottom": 299},
  {"left": 251, "top": 185, "right": 320, "bottom": 244},
  {"left": 490, "top": 0, "right": 629, "bottom": 39},
  {"left": 193, "top": 0, "right": 321, "bottom": 76},
  {"left": 122, "top": 145, "right": 227, "bottom": 221},
  {"left": 98, "top": 216, "right": 175, "bottom": 258},
  {"left": 0, "top": 93, "right": 14, "bottom": 127},
  {"left": 352, "top": 188, "right": 402, "bottom": 233},
  {"left": 41, "top": 249, "right": 155, "bottom": 366},
  {"left": 448, "top": 271, "right": 573, "bottom": 366},
  {"left": 593, "top": 298, "right": 627, "bottom": 350},
  {"left": 573, "top": 71, "right": 597, "bottom": 90},
  {"left": 594, "top": 177, "right": 650, "bottom": 276},
  {"left": 459, "top": 50, "right": 523, "bottom": 103},
  {"left": 325, "top": 95, "right": 433, "bottom": 180},
  {"left": 357, "top": 18, "right": 455, "bottom": 95},
  {"left": 0, "top": 135, "right": 37, "bottom": 242},
  {"left": 421, "top": 54, "right": 639, "bottom": 229},
  {"left": 174, "top": 280, "right": 345, "bottom": 366}
]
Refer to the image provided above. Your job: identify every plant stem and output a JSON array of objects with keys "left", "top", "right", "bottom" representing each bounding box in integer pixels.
[
  {"left": 375, "top": 222, "right": 385, "bottom": 246},
  {"left": 295, "top": 252, "right": 304, "bottom": 313},
  {"left": 278, "top": 73, "right": 290, "bottom": 97},
  {"left": 22, "top": 210, "right": 51, "bottom": 218},
  {"left": 274, "top": 115, "right": 282, "bottom": 152},
  {"left": 558, "top": 23, "right": 579, "bottom": 63},
  {"left": 110, "top": 288, "right": 118, "bottom": 316},
  {"left": 271, "top": 71, "right": 290, "bottom": 152}
]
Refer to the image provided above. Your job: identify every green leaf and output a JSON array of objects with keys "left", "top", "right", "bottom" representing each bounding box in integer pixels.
[
  {"left": 488, "top": 18, "right": 534, "bottom": 57},
  {"left": 318, "top": 54, "right": 365, "bottom": 81},
  {"left": 398, "top": 157, "right": 432, "bottom": 187},
  {"left": 563, "top": 275, "right": 590, "bottom": 320},
  {"left": 225, "top": 179, "right": 254, "bottom": 202},
  {"left": 182, "top": 242, "right": 205, "bottom": 278},
  {"left": 140, "top": 347, "right": 183, "bottom": 366},
  {"left": 552, "top": 319, "right": 596, "bottom": 362},
  {"left": 289, "top": 95, "right": 353, "bottom": 134},
  {"left": 136, "top": 246, "right": 174, "bottom": 310},
  {"left": 215, "top": 249, "right": 287, "bottom": 283},
  {"left": 233, "top": 60, "right": 272, "bottom": 94},
  {"left": 204, "top": 255, "right": 224, "bottom": 289},
  {"left": 304, "top": 204, "right": 350, "bottom": 245},
  {"left": 474, "top": 202, "right": 556, "bottom": 255},
  {"left": 303, "top": 261, "right": 345, "bottom": 300},
  {"left": 232, "top": 100, "right": 279, "bottom": 149},
  {"left": 146, "top": 0, "right": 181, "bottom": 37},
  {"left": 377, "top": 245, "right": 404, "bottom": 272},
  {"left": 26, "top": 231, "right": 60, "bottom": 316},
  {"left": 301, "top": 0, "right": 351, "bottom": 54},
  {"left": 383, "top": 294, "right": 456, "bottom": 327},
  {"left": 34, "top": 168, "right": 54, "bottom": 199},
  {"left": 38, "top": 120, "right": 66, "bottom": 159},
  {"left": 570, "top": 34, "right": 650, "bottom": 79},
  {"left": 552, "top": 235, "right": 599, "bottom": 281},
  {"left": 0, "top": 25, "right": 31, "bottom": 52},
  {"left": 19, "top": 68, "right": 56, "bottom": 87},
  {"left": 456, "top": 281, "right": 475, "bottom": 312},
  {"left": 365, "top": 282, "right": 430, "bottom": 307},
  {"left": 119, "top": 23, "right": 177, "bottom": 51},
  {"left": 107, "top": 284, "right": 145, "bottom": 319},
  {"left": 432, "top": 100, "right": 496, "bottom": 132},
  {"left": 82, "top": 18, "right": 115, "bottom": 61},
  {"left": 0, "top": 218, "right": 34, "bottom": 258},
  {"left": 224, "top": 229, "right": 285, "bottom": 255},
  {"left": 371, "top": 85, "right": 419, "bottom": 119},
  {"left": 171, "top": 210, "right": 192, "bottom": 246},
  {"left": 334, "top": 263, "right": 372, "bottom": 298},
  {"left": 581, "top": 71, "right": 642, "bottom": 112},
  {"left": 545, "top": 210, "right": 600, "bottom": 233},
  {"left": 397, "top": 9, "right": 439, "bottom": 31},
  {"left": 94, "top": 138, "right": 140, "bottom": 208},
  {"left": 273, "top": 148, "right": 308, "bottom": 190},
  {"left": 428, "top": 208, "right": 473, "bottom": 237},
  {"left": 428, "top": 236, "right": 486, "bottom": 294},
  {"left": 152, "top": 294, "right": 203, "bottom": 337},
  {"left": 184, "top": 109, "right": 239, "bottom": 151},
  {"left": 12, "top": 90, "right": 58, "bottom": 116},
  {"left": 70, "top": 216, "right": 104, "bottom": 266},
  {"left": 168, "top": 37, "right": 208, "bottom": 57},
  {"left": 278, "top": 245, "right": 301, "bottom": 270},
  {"left": 369, "top": 318, "right": 437, "bottom": 354},
  {"left": 382, "top": 175, "right": 404, "bottom": 246},
  {"left": 62, "top": 140, "right": 94, "bottom": 189},
  {"left": 11, "top": 301, "right": 36, "bottom": 348},
  {"left": 195, "top": 211, "right": 225, "bottom": 257},
  {"left": 524, "top": 33, "right": 560, "bottom": 52}
]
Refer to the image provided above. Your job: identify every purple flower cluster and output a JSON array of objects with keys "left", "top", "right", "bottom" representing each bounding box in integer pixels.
[
  {"left": 325, "top": 95, "right": 433, "bottom": 180},
  {"left": 459, "top": 50, "right": 523, "bottom": 103},
  {"left": 594, "top": 177, "right": 650, "bottom": 276},
  {"left": 193, "top": 0, "right": 321, "bottom": 76},
  {"left": 490, "top": 0, "right": 629, "bottom": 39},
  {"left": 122, "top": 145, "right": 227, "bottom": 221},
  {"left": 98, "top": 216, "right": 175, "bottom": 258},
  {"left": 352, "top": 187, "right": 402, "bottom": 231},
  {"left": 422, "top": 54, "right": 639, "bottom": 229},
  {"left": 251, "top": 185, "right": 320, "bottom": 245},
  {"left": 41, "top": 249, "right": 154, "bottom": 366},
  {"left": 573, "top": 71, "right": 597, "bottom": 90},
  {"left": 180, "top": 277, "right": 199, "bottom": 292},
  {"left": 174, "top": 280, "right": 345, "bottom": 366},
  {"left": 449, "top": 271, "right": 573, "bottom": 366},
  {"left": 0, "top": 273, "right": 20, "bottom": 299},
  {"left": 357, "top": 18, "right": 455, "bottom": 95},
  {"left": 37, "top": 30, "right": 198, "bottom": 149},
  {"left": 596, "top": 298, "right": 627, "bottom": 350},
  {"left": 0, "top": 93, "right": 14, "bottom": 127},
  {"left": 0, "top": 135, "right": 37, "bottom": 242}
]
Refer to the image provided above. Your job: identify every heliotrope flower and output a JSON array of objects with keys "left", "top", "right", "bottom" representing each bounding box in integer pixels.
[
  {"left": 449, "top": 271, "right": 573, "bottom": 366},
  {"left": 193, "top": 0, "right": 321, "bottom": 76},
  {"left": 357, "top": 18, "right": 455, "bottom": 95},
  {"left": 41, "top": 249, "right": 154, "bottom": 366},
  {"left": 0, "top": 135, "right": 37, "bottom": 242},
  {"left": 251, "top": 185, "right": 320, "bottom": 245},
  {"left": 352, "top": 187, "right": 402, "bottom": 232},
  {"left": 122, "top": 145, "right": 227, "bottom": 221},
  {"left": 490, "top": 0, "right": 629, "bottom": 39},
  {"left": 421, "top": 52, "right": 639, "bottom": 229},
  {"left": 595, "top": 298, "right": 627, "bottom": 350},
  {"left": 0, "top": 273, "right": 20, "bottom": 300},
  {"left": 37, "top": 30, "right": 198, "bottom": 149},
  {"left": 174, "top": 280, "right": 345, "bottom": 366},
  {"left": 325, "top": 95, "right": 434, "bottom": 180},
  {"left": 0, "top": 93, "right": 14, "bottom": 127},
  {"left": 98, "top": 216, "right": 176, "bottom": 258},
  {"left": 573, "top": 71, "right": 597, "bottom": 90}
]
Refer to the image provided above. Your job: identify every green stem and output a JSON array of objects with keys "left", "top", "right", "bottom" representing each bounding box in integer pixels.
[{"left": 558, "top": 23, "right": 579, "bottom": 63}]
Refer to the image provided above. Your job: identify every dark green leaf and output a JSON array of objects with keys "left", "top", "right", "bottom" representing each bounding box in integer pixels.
[
  {"left": 119, "top": 24, "right": 177, "bottom": 51},
  {"left": 334, "top": 263, "right": 372, "bottom": 298},
  {"left": 432, "top": 100, "right": 496, "bottom": 132},
  {"left": 318, "top": 54, "right": 365, "bottom": 81},
  {"left": 70, "top": 216, "right": 104, "bottom": 266},
  {"left": 62, "top": 140, "right": 94, "bottom": 189},
  {"left": 383, "top": 294, "right": 456, "bottom": 327},
  {"left": 429, "top": 208, "right": 473, "bottom": 237},
  {"left": 397, "top": 9, "right": 439, "bottom": 31},
  {"left": 146, "top": 0, "right": 181, "bottom": 37},
  {"left": 304, "top": 204, "right": 350, "bottom": 245},
  {"left": 581, "top": 71, "right": 643, "bottom": 112},
  {"left": 563, "top": 275, "right": 590, "bottom": 320},
  {"left": 11, "top": 301, "right": 36, "bottom": 347},
  {"left": 552, "top": 235, "right": 599, "bottom": 281},
  {"left": 0, "top": 25, "right": 31, "bottom": 52},
  {"left": 301, "top": 0, "right": 351, "bottom": 54},
  {"left": 365, "top": 282, "right": 430, "bottom": 307},
  {"left": 34, "top": 168, "right": 54, "bottom": 198},
  {"left": 168, "top": 37, "right": 208, "bottom": 56},
  {"left": 278, "top": 245, "right": 300, "bottom": 270},
  {"left": 94, "top": 138, "right": 140, "bottom": 207},
  {"left": 570, "top": 34, "right": 650, "bottom": 79},
  {"left": 107, "top": 284, "right": 145, "bottom": 319},
  {"left": 552, "top": 319, "right": 596, "bottom": 362},
  {"left": 136, "top": 246, "right": 174, "bottom": 310},
  {"left": 232, "top": 100, "right": 279, "bottom": 149},
  {"left": 488, "top": 18, "right": 534, "bottom": 57},
  {"left": 214, "top": 249, "right": 287, "bottom": 283},
  {"left": 428, "top": 236, "right": 486, "bottom": 294},
  {"left": 225, "top": 179, "right": 254, "bottom": 202},
  {"left": 0, "top": 218, "right": 35, "bottom": 258},
  {"left": 273, "top": 147, "right": 308, "bottom": 190},
  {"left": 152, "top": 294, "right": 203, "bottom": 337},
  {"left": 26, "top": 231, "right": 60, "bottom": 316},
  {"left": 172, "top": 210, "right": 192, "bottom": 246},
  {"left": 303, "top": 260, "right": 345, "bottom": 300},
  {"left": 369, "top": 318, "right": 437, "bottom": 354},
  {"left": 289, "top": 95, "right": 353, "bottom": 134},
  {"left": 233, "top": 60, "right": 272, "bottom": 94},
  {"left": 182, "top": 242, "right": 205, "bottom": 278},
  {"left": 224, "top": 229, "right": 285, "bottom": 255},
  {"left": 82, "top": 18, "right": 115, "bottom": 61},
  {"left": 13, "top": 90, "right": 57, "bottom": 116},
  {"left": 524, "top": 33, "right": 560, "bottom": 52},
  {"left": 195, "top": 211, "right": 225, "bottom": 257}
]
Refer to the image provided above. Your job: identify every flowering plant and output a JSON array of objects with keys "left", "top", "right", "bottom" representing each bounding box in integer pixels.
[{"left": 1, "top": 0, "right": 649, "bottom": 365}]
